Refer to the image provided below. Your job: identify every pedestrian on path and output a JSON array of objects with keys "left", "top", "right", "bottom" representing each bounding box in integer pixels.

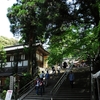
[
  {"left": 68, "top": 71, "right": 75, "bottom": 88},
  {"left": 39, "top": 78, "right": 45, "bottom": 96},
  {"left": 35, "top": 76, "right": 40, "bottom": 95},
  {"left": 52, "top": 66, "right": 56, "bottom": 74},
  {"left": 40, "top": 71, "right": 45, "bottom": 80},
  {"left": 57, "top": 64, "right": 61, "bottom": 74},
  {"left": 45, "top": 70, "right": 50, "bottom": 87}
]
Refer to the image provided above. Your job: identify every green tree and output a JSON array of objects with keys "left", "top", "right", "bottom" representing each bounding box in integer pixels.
[
  {"left": 7, "top": 0, "right": 44, "bottom": 44},
  {"left": 7, "top": 0, "right": 100, "bottom": 72},
  {"left": 0, "top": 46, "right": 7, "bottom": 69},
  {"left": 41, "top": 0, "right": 100, "bottom": 71},
  {"left": 0, "top": 36, "right": 18, "bottom": 47},
  {"left": 48, "top": 25, "right": 99, "bottom": 65},
  {"left": 7, "top": 0, "right": 40, "bottom": 74}
]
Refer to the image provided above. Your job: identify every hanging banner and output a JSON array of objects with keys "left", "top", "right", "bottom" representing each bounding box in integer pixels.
[{"left": 5, "top": 90, "right": 13, "bottom": 100}]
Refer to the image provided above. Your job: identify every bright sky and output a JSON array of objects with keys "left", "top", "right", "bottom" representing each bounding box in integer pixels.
[{"left": 0, "top": 0, "right": 16, "bottom": 39}]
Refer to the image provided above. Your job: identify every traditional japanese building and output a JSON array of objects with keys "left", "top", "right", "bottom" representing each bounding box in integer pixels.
[{"left": 0, "top": 43, "right": 49, "bottom": 89}]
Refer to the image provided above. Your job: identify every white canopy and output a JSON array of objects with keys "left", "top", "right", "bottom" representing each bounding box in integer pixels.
[{"left": 92, "top": 71, "right": 100, "bottom": 78}]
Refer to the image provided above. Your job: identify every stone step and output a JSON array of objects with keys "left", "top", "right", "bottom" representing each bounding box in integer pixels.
[
  {"left": 22, "top": 73, "right": 63, "bottom": 100},
  {"left": 22, "top": 67, "right": 91, "bottom": 100},
  {"left": 53, "top": 68, "right": 91, "bottom": 100},
  {"left": 53, "top": 98, "right": 90, "bottom": 100}
]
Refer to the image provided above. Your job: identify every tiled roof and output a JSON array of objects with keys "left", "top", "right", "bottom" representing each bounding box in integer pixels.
[{"left": 4, "top": 43, "right": 42, "bottom": 51}]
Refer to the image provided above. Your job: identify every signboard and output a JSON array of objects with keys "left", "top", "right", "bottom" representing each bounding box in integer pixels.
[
  {"left": 5, "top": 90, "right": 13, "bottom": 100},
  {"left": 9, "top": 76, "right": 14, "bottom": 90}
]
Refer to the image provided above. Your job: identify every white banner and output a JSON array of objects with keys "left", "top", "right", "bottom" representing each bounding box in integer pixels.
[{"left": 5, "top": 90, "right": 13, "bottom": 100}]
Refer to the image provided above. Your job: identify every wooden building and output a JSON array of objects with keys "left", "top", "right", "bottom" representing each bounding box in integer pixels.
[{"left": 0, "top": 43, "right": 49, "bottom": 88}]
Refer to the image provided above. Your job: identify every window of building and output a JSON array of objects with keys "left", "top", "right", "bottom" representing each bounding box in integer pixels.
[
  {"left": 40, "top": 55, "right": 43, "bottom": 61},
  {"left": 21, "top": 55, "right": 25, "bottom": 60},
  {"left": 10, "top": 56, "right": 14, "bottom": 61},
  {"left": 36, "top": 53, "right": 39, "bottom": 60},
  {"left": 23, "top": 60, "right": 28, "bottom": 66}
]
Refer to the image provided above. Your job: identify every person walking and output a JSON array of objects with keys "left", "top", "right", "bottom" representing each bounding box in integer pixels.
[
  {"left": 52, "top": 66, "right": 56, "bottom": 74},
  {"left": 39, "top": 78, "right": 45, "bottom": 96},
  {"left": 40, "top": 71, "right": 45, "bottom": 80},
  {"left": 68, "top": 71, "right": 75, "bottom": 88},
  {"left": 45, "top": 70, "right": 50, "bottom": 87},
  {"left": 57, "top": 65, "right": 61, "bottom": 74},
  {"left": 35, "top": 76, "right": 40, "bottom": 95}
]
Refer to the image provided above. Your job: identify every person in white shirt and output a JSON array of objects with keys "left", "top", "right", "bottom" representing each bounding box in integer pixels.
[{"left": 40, "top": 71, "right": 45, "bottom": 80}]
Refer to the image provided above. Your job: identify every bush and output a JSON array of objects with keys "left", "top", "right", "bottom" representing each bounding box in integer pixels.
[
  {"left": 20, "top": 72, "right": 32, "bottom": 88},
  {"left": 0, "top": 90, "right": 7, "bottom": 100}
]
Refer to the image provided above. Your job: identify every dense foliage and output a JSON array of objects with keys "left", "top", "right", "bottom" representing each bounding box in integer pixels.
[
  {"left": 7, "top": 0, "right": 44, "bottom": 44},
  {"left": 40, "top": 0, "right": 100, "bottom": 65},
  {"left": 0, "top": 36, "right": 18, "bottom": 47},
  {"left": 0, "top": 46, "right": 7, "bottom": 69},
  {"left": 0, "top": 36, "right": 18, "bottom": 69},
  {"left": 7, "top": 0, "right": 100, "bottom": 71}
]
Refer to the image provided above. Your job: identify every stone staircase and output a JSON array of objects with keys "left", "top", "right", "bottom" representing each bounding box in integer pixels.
[
  {"left": 53, "top": 67, "right": 91, "bottom": 100},
  {"left": 22, "top": 73, "right": 63, "bottom": 100},
  {"left": 21, "top": 67, "right": 91, "bottom": 100}
]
